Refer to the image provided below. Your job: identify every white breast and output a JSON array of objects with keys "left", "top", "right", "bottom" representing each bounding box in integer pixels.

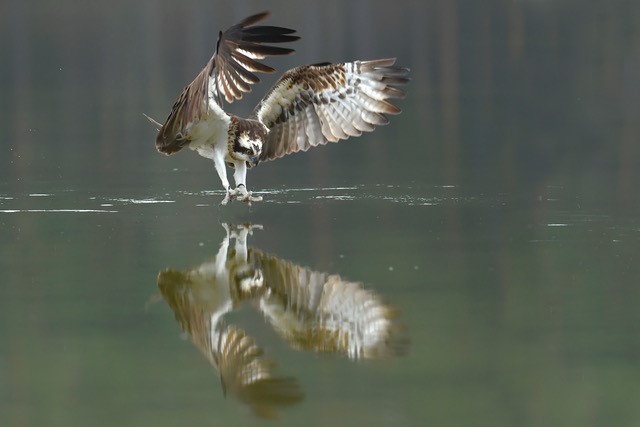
[{"left": 188, "top": 106, "right": 231, "bottom": 161}]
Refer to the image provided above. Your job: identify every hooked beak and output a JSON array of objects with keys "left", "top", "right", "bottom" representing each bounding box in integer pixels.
[{"left": 249, "top": 155, "right": 260, "bottom": 167}]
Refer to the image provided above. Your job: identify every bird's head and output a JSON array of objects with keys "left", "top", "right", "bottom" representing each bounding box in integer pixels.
[
  {"left": 233, "top": 133, "right": 262, "bottom": 167},
  {"left": 231, "top": 264, "right": 265, "bottom": 301},
  {"left": 230, "top": 118, "right": 267, "bottom": 167}
]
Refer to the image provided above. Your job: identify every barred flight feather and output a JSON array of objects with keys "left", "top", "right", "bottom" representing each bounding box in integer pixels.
[
  {"left": 157, "top": 265, "right": 303, "bottom": 419},
  {"left": 252, "top": 249, "right": 408, "bottom": 359},
  {"left": 252, "top": 59, "right": 409, "bottom": 161}
]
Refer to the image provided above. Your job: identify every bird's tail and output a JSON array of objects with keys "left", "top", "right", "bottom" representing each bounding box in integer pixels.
[{"left": 143, "top": 113, "right": 163, "bottom": 131}]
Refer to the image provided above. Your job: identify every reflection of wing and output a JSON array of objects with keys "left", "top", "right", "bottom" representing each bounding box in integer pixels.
[
  {"left": 156, "top": 12, "right": 298, "bottom": 155},
  {"left": 251, "top": 249, "right": 408, "bottom": 359},
  {"left": 252, "top": 59, "right": 409, "bottom": 162},
  {"left": 157, "top": 267, "right": 303, "bottom": 419},
  {"left": 217, "top": 326, "right": 304, "bottom": 420},
  {"left": 157, "top": 268, "right": 229, "bottom": 365}
]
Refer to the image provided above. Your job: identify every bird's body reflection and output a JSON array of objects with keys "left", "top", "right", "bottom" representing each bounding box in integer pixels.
[{"left": 158, "top": 224, "right": 407, "bottom": 419}]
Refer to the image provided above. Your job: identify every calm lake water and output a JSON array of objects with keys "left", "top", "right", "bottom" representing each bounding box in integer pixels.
[
  {"left": 2, "top": 184, "right": 640, "bottom": 426},
  {"left": 3, "top": 1, "right": 640, "bottom": 426}
]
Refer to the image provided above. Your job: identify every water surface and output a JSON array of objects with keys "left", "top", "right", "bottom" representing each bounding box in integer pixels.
[{"left": 2, "top": 184, "right": 640, "bottom": 425}]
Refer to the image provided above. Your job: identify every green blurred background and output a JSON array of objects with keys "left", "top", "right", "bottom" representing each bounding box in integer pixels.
[{"left": 3, "top": 0, "right": 639, "bottom": 194}]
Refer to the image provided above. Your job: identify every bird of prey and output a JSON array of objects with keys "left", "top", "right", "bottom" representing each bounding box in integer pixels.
[{"left": 147, "top": 11, "right": 409, "bottom": 205}]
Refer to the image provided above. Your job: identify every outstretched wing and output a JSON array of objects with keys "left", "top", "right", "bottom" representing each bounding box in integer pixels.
[
  {"left": 155, "top": 11, "right": 298, "bottom": 155},
  {"left": 251, "top": 248, "right": 408, "bottom": 359},
  {"left": 252, "top": 59, "right": 409, "bottom": 162}
]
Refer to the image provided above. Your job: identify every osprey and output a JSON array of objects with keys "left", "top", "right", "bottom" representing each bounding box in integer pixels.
[{"left": 148, "top": 11, "right": 409, "bottom": 205}]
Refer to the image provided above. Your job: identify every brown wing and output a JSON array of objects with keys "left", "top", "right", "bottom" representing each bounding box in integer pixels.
[
  {"left": 252, "top": 59, "right": 409, "bottom": 162},
  {"left": 155, "top": 11, "right": 298, "bottom": 155},
  {"left": 217, "top": 326, "right": 304, "bottom": 419}
]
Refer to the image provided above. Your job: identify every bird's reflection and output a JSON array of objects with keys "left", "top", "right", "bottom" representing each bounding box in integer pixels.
[{"left": 157, "top": 224, "right": 407, "bottom": 419}]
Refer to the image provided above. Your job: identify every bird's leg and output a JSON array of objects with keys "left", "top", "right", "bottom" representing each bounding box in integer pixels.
[
  {"left": 213, "top": 153, "right": 236, "bottom": 205},
  {"left": 221, "top": 222, "right": 235, "bottom": 240},
  {"left": 233, "top": 226, "right": 250, "bottom": 263},
  {"left": 232, "top": 162, "right": 263, "bottom": 204},
  {"left": 213, "top": 225, "right": 232, "bottom": 275}
]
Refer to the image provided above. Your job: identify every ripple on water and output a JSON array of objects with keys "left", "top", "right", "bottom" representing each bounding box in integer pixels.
[
  {"left": 0, "top": 185, "right": 474, "bottom": 213},
  {"left": 0, "top": 209, "right": 117, "bottom": 213}
]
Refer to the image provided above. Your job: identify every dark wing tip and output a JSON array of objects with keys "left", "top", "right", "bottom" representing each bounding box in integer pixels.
[
  {"left": 243, "top": 26, "right": 298, "bottom": 35},
  {"left": 238, "top": 11, "right": 271, "bottom": 27},
  {"left": 214, "top": 12, "right": 300, "bottom": 104},
  {"left": 242, "top": 28, "right": 300, "bottom": 44}
]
